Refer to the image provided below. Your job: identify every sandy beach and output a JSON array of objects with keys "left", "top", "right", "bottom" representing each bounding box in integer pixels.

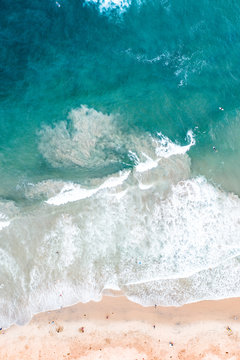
[{"left": 1, "top": 294, "right": 240, "bottom": 359}]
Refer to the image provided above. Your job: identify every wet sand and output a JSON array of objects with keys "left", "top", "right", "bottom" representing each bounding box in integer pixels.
[{"left": 1, "top": 295, "right": 240, "bottom": 359}]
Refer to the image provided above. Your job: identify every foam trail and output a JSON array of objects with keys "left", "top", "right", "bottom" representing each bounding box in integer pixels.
[
  {"left": 46, "top": 171, "right": 130, "bottom": 205},
  {"left": 46, "top": 184, "right": 97, "bottom": 206}
]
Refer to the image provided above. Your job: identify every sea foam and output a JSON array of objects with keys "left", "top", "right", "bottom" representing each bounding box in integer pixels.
[
  {"left": 1, "top": 106, "right": 240, "bottom": 328},
  {"left": 84, "top": 0, "right": 133, "bottom": 13}
]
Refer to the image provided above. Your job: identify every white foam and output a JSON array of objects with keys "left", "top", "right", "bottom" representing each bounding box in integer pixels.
[
  {"left": 38, "top": 215, "right": 78, "bottom": 268},
  {"left": 117, "top": 176, "right": 240, "bottom": 289},
  {"left": 138, "top": 183, "right": 153, "bottom": 190},
  {"left": 0, "top": 207, "right": 15, "bottom": 231},
  {"left": 0, "top": 219, "right": 10, "bottom": 231},
  {"left": 99, "top": 170, "right": 130, "bottom": 189},
  {"left": 84, "top": 0, "right": 132, "bottom": 13},
  {"left": 155, "top": 130, "right": 195, "bottom": 158},
  {"left": 46, "top": 184, "right": 97, "bottom": 205},
  {"left": 111, "top": 188, "right": 128, "bottom": 199},
  {"left": 46, "top": 171, "right": 130, "bottom": 205},
  {"left": 135, "top": 153, "right": 158, "bottom": 173},
  {"left": 46, "top": 172, "right": 240, "bottom": 287}
]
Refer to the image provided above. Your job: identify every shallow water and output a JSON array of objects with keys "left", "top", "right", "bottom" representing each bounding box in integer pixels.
[{"left": 1, "top": 0, "right": 240, "bottom": 327}]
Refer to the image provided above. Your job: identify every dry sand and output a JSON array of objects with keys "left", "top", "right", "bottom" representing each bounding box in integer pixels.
[{"left": 1, "top": 294, "right": 240, "bottom": 359}]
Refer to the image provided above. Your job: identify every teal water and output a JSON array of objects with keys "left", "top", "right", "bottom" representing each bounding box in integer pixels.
[{"left": 1, "top": 0, "right": 240, "bottom": 327}]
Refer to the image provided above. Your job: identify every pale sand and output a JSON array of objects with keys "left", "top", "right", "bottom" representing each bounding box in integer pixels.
[{"left": 1, "top": 295, "right": 240, "bottom": 359}]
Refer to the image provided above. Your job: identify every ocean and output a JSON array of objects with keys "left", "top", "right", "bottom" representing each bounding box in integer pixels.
[{"left": 1, "top": 0, "right": 240, "bottom": 328}]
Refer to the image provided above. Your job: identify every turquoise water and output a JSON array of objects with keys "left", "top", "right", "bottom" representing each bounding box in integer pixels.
[{"left": 1, "top": 0, "right": 240, "bottom": 327}]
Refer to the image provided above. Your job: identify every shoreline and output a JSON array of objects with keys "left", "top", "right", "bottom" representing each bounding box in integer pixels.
[{"left": 1, "top": 295, "right": 240, "bottom": 359}]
